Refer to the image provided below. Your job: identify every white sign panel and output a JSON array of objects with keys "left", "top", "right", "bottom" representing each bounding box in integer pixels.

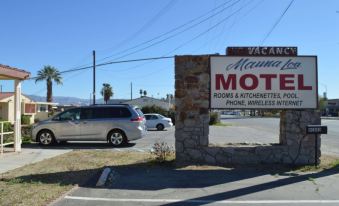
[{"left": 210, "top": 56, "right": 318, "bottom": 109}]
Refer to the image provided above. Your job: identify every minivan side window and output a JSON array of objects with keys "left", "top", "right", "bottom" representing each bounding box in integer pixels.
[
  {"left": 92, "top": 107, "right": 132, "bottom": 119},
  {"left": 57, "top": 109, "right": 80, "bottom": 121},
  {"left": 80, "top": 108, "right": 94, "bottom": 120}
]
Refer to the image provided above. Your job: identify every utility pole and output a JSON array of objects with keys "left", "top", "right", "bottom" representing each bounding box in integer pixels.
[
  {"left": 130, "top": 82, "right": 133, "bottom": 100},
  {"left": 93, "top": 50, "right": 96, "bottom": 105}
]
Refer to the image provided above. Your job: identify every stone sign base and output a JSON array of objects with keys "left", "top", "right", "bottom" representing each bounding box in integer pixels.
[{"left": 175, "top": 55, "right": 321, "bottom": 166}]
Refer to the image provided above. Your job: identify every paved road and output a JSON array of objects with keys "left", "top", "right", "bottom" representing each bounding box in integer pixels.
[
  {"left": 24, "top": 117, "right": 337, "bottom": 156},
  {"left": 134, "top": 117, "right": 339, "bottom": 156},
  {"left": 218, "top": 117, "right": 339, "bottom": 156}
]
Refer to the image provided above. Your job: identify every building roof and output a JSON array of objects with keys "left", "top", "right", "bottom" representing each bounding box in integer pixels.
[
  {"left": 0, "top": 92, "right": 33, "bottom": 102},
  {"left": 0, "top": 92, "right": 15, "bottom": 101},
  {"left": 0, "top": 64, "right": 30, "bottom": 80}
]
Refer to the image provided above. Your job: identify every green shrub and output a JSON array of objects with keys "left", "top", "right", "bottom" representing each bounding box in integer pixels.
[
  {"left": 166, "top": 109, "right": 175, "bottom": 125},
  {"left": 2, "top": 122, "right": 12, "bottom": 132},
  {"left": 0, "top": 122, "right": 13, "bottom": 143},
  {"left": 209, "top": 112, "right": 220, "bottom": 125},
  {"left": 141, "top": 105, "right": 167, "bottom": 115},
  {"left": 21, "top": 115, "right": 31, "bottom": 125}
]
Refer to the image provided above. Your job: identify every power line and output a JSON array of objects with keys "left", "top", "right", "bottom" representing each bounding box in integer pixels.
[
  {"left": 97, "top": 0, "right": 253, "bottom": 78},
  {"left": 95, "top": 0, "right": 240, "bottom": 63},
  {"left": 29, "top": 56, "right": 174, "bottom": 80},
  {"left": 107, "top": 0, "right": 242, "bottom": 62},
  {"left": 99, "top": 0, "right": 178, "bottom": 53},
  {"left": 44, "top": 0, "right": 239, "bottom": 74},
  {"left": 260, "top": 0, "right": 295, "bottom": 45},
  {"left": 166, "top": 0, "right": 251, "bottom": 55},
  {"left": 97, "top": 0, "right": 249, "bottom": 77},
  {"left": 211, "top": 0, "right": 266, "bottom": 51}
]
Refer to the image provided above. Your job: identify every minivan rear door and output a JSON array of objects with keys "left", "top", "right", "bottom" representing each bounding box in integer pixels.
[{"left": 79, "top": 107, "right": 106, "bottom": 140}]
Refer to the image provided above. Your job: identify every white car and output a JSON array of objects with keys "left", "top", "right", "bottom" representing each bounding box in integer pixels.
[{"left": 144, "top": 113, "right": 173, "bottom": 131}]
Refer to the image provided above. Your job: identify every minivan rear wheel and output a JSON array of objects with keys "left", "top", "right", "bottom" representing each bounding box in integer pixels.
[
  {"left": 108, "top": 130, "right": 127, "bottom": 147},
  {"left": 37, "top": 130, "right": 55, "bottom": 146}
]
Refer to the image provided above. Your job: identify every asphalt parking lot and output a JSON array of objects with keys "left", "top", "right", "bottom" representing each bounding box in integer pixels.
[
  {"left": 55, "top": 161, "right": 339, "bottom": 206},
  {"left": 43, "top": 117, "right": 339, "bottom": 206}
]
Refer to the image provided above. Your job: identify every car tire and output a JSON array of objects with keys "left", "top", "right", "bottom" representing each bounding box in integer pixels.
[
  {"left": 108, "top": 130, "right": 127, "bottom": 147},
  {"left": 156, "top": 124, "right": 164, "bottom": 131},
  {"left": 37, "top": 130, "right": 55, "bottom": 146}
]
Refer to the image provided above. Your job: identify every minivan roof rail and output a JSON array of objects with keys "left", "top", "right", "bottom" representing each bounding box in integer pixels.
[{"left": 90, "top": 104, "right": 131, "bottom": 106}]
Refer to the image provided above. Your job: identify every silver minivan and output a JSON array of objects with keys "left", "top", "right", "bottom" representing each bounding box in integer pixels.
[{"left": 32, "top": 104, "right": 146, "bottom": 146}]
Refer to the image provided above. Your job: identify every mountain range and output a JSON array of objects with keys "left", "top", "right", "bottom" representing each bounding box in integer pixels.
[{"left": 27, "top": 95, "right": 104, "bottom": 105}]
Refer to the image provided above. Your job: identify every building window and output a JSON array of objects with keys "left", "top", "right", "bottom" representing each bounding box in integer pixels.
[
  {"left": 25, "top": 103, "right": 36, "bottom": 114},
  {"left": 38, "top": 104, "right": 48, "bottom": 112}
]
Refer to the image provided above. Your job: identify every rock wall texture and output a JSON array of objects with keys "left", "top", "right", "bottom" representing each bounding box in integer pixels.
[{"left": 175, "top": 55, "right": 321, "bottom": 165}]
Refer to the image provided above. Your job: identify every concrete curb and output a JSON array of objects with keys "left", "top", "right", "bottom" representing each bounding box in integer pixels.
[{"left": 96, "top": 167, "right": 111, "bottom": 187}]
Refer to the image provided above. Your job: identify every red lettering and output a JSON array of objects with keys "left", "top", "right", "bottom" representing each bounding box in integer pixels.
[
  {"left": 215, "top": 74, "right": 236, "bottom": 90},
  {"left": 240, "top": 74, "right": 258, "bottom": 90},
  {"left": 298, "top": 74, "right": 312, "bottom": 90},
  {"left": 280, "top": 74, "right": 295, "bottom": 90},
  {"left": 259, "top": 74, "right": 277, "bottom": 90}
]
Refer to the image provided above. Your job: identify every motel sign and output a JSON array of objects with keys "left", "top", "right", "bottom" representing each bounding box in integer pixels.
[{"left": 210, "top": 56, "right": 318, "bottom": 109}]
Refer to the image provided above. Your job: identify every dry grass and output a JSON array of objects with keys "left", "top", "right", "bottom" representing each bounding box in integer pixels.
[
  {"left": 0, "top": 151, "right": 151, "bottom": 206},
  {"left": 293, "top": 155, "right": 339, "bottom": 172}
]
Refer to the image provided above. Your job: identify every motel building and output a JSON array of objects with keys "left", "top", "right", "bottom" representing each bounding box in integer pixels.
[
  {"left": 0, "top": 92, "right": 56, "bottom": 124},
  {"left": 0, "top": 64, "right": 49, "bottom": 153}
]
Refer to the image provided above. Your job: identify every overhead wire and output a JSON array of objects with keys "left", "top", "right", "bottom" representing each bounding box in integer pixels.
[
  {"left": 28, "top": 0, "right": 258, "bottom": 96},
  {"left": 99, "top": 0, "right": 178, "bottom": 53},
  {"left": 42, "top": 0, "right": 239, "bottom": 74},
  {"left": 72, "top": 0, "right": 250, "bottom": 80},
  {"left": 28, "top": 56, "right": 174, "bottom": 80},
  {"left": 212, "top": 0, "right": 266, "bottom": 51},
  {"left": 94, "top": 0, "right": 240, "bottom": 63},
  {"left": 260, "top": 0, "right": 295, "bottom": 45},
  {"left": 165, "top": 0, "right": 251, "bottom": 55}
]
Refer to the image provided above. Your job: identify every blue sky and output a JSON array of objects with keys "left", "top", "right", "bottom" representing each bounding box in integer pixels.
[{"left": 0, "top": 0, "right": 338, "bottom": 99}]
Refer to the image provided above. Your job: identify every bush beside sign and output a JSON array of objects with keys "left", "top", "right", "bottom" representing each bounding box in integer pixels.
[{"left": 210, "top": 56, "right": 317, "bottom": 109}]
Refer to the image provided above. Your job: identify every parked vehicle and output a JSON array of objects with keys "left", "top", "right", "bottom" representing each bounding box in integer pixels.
[
  {"left": 32, "top": 104, "right": 146, "bottom": 146},
  {"left": 144, "top": 113, "right": 173, "bottom": 131}
]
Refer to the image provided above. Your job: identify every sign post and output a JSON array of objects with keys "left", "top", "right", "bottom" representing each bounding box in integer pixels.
[{"left": 306, "top": 125, "right": 328, "bottom": 166}]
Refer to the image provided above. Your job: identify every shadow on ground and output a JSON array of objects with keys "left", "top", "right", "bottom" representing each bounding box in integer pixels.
[
  {"left": 6, "top": 159, "right": 339, "bottom": 205},
  {"left": 21, "top": 142, "right": 136, "bottom": 150}
]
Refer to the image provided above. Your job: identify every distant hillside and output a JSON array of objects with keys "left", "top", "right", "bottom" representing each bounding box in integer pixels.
[{"left": 27, "top": 95, "right": 104, "bottom": 105}]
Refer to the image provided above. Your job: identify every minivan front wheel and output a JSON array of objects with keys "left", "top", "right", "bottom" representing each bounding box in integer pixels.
[
  {"left": 37, "top": 130, "right": 55, "bottom": 146},
  {"left": 108, "top": 130, "right": 126, "bottom": 147}
]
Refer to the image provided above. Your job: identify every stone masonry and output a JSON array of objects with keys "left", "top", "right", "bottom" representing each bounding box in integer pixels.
[{"left": 175, "top": 55, "right": 321, "bottom": 165}]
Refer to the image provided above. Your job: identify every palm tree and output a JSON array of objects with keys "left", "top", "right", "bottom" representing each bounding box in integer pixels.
[
  {"left": 101, "top": 83, "right": 113, "bottom": 104},
  {"left": 35, "top": 65, "right": 62, "bottom": 111}
]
